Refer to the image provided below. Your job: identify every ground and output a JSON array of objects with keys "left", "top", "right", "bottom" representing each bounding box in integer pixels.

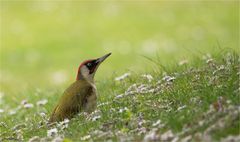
[
  {"left": 0, "top": 1, "right": 239, "bottom": 142},
  {"left": 0, "top": 51, "right": 239, "bottom": 142}
]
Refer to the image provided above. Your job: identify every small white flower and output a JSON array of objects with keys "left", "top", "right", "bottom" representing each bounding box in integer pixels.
[
  {"left": 148, "top": 89, "right": 155, "bottom": 93},
  {"left": 0, "top": 122, "right": 7, "bottom": 128},
  {"left": 119, "top": 107, "right": 128, "bottom": 113},
  {"left": 24, "top": 103, "right": 34, "bottom": 109},
  {"left": 110, "top": 108, "right": 116, "bottom": 112},
  {"left": 28, "top": 136, "right": 40, "bottom": 142},
  {"left": 9, "top": 109, "right": 17, "bottom": 115},
  {"left": 198, "top": 120, "right": 204, "bottom": 126},
  {"left": 172, "top": 137, "right": 179, "bottom": 142},
  {"left": 92, "top": 115, "right": 101, "bottom": 121},
  {"left": 115, "top": 94, "right": 125, "bottom": 99},
  {"left": 115, "top": 73, "right": 131, "bottom": 81},
  {"left": 16, "top": 129, "right": 23, "bottom": 140},
  {"left": 47, "top": 128, "right": 58, "bottom": 137},
  {"left": 142, "top": 74, "right": 153, "bottom": 82},
  {"left": 157, "top": 80, "right": 162, "bottom": 85},
  {"left": 160, "top": 130, "right": 174, "bottom": 141},
  {"left": 138, "top": 84, "right": 149, "bottom": 92},
  {"left": 220, "top": 135, "right": 240, "bottom": 142},
  {"left": 178, "top": 60, "right": 188, "bottom": 66},
  {"left": 39, "top": 112, "right": 46, "bottom": 117},
  {"left": 181, "top": 135, "right": 192, "bottom": 142},
  {"left": 21, "top": 100, "right": 28, "bottom": 105},
  {"left": 0, "top": 109, "right": 4, "bottom": 113},
  {"left": 58, "top": 118, "right": 70, "bottom": 129},
  {"left": 63, "top": 118, "right": 70, "bottom": 124},
  {"left": 81, "top": 135, "right": 91, "bottom": 140},
  {"left": 226, "top": 100, "right": 231, "bottom": 104},
  {"left": 162, "top": 75, "right": 176, "bottom": 82},
  {"left": 97, "top": 102, "right": 110, "bottom": 107},
  {"left": 143, "top": 128, "right": 159, "bottom": 142},
  {"left": 125, "top": 91, "right": 136, "bottom": 96},
  {"left": 152, "top": 120, "right": 161, "bottom": 127},
  {"left": 206, "top": 58, "right": 213, "bottom": 64},
  {"left": 52, "top": 136, "right": 63, "bottom": 142},
  {"left": 36, "top": 99, "right": 48, "bottom": 106},
  {"left": 138, "top": 127, "right": 147, "bottom": 134},
  {"left": 202, "top": 53, "right": 212, "bottom": 60},
  {"left": 126, "top": 84, "right": 137, "bottom": 92},
  {"left": 177, "top": 105, "right": 186, "bottom": 111},
  {"left": 12, "top": 123, "right": 26, "bottom": 131}
]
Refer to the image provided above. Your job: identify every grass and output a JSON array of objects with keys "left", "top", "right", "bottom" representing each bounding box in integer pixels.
[
  {"left": 0, "top": 51, "right": 239, "bottom": 142},
  {"left": 0, "top": 1, "right": 239, "bottom": 142}
]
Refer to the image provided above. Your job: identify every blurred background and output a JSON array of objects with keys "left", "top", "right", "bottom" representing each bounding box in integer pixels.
[{"left": 0, "top": 1, "right": 239, "bottom": 93}]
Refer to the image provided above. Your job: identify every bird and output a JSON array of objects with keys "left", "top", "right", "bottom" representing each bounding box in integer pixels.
[{"left": 49, "top": 53, "right": 111, "bottom": 123}]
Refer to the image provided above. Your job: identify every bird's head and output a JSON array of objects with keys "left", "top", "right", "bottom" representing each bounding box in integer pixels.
[{"left": 76, "top": 53, "right": 111, "bottom": 82}]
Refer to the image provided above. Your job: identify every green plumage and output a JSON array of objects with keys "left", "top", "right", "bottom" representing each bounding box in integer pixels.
[{"left": 49, "top": 79, "right": 95, "bottom": 122}]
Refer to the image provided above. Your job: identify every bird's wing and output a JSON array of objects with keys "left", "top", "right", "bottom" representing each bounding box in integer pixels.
[{"left": 49, "top": 80, "right": 93, "bottom": 122}]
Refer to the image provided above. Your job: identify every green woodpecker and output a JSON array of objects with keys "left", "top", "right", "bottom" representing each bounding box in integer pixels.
[{"left": 49, "top": 53, "right": 111, "bottom": 122}]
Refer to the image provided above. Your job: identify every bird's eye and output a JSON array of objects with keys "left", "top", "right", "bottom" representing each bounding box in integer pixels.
[{"left": 87, "top": 63, "right": 92, "bottom": 67}]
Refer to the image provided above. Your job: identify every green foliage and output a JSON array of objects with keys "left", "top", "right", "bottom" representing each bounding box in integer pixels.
[{"left": 0, "top": 51, "right": 239, "bottom": 141}]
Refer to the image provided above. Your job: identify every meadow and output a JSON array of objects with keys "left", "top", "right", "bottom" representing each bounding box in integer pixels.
[{"left": 0, "top": 1, "right": 239, "bottom": 142}]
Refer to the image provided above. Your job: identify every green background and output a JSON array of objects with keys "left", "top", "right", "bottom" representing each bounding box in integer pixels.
[{"left": 1, "top": 1, "right": 239, "bottom": 93}]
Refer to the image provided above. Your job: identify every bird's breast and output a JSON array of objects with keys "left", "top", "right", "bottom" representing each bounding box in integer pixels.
[{"left": 83, "top": 87, "right": 97, "bottom": 113}]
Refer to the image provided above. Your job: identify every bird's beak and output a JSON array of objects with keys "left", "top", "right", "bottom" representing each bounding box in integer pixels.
[
  {"left": 96, "top": 53, "right": 111, "bottom": 64},
  {"left": 88, "top": 53, "right": 111, "bottom": 75}
]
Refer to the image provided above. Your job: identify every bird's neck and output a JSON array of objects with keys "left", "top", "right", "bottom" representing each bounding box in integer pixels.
[
  {"left": 76, "top": 69, "right": 95, "bottom": 83},
  {"left": 77, "top": 78, "right": 96, "bottom": 91},
  {"left": 77, "top": 74, "right": 95, "bottom": 84},
  {"left": 85, "top": 78, "right": 95, "bottom": 84}
]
